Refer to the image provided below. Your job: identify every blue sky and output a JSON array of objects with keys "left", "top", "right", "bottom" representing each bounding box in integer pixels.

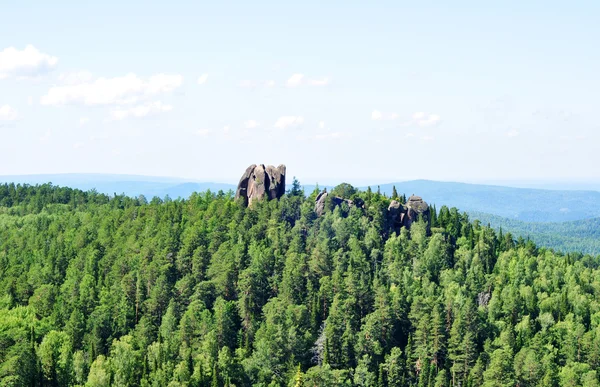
[{"left": 0, "top": 0, "right": 598, "bottom": 185}]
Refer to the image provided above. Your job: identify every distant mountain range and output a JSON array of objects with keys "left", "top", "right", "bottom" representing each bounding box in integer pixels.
[
  {"left": 0, "top": 174, "right": 237, "bottom": 201},
  {"left": 374, "top": 180, "right": 600, "bottom": 223},
  {"left": 2, "top": 174, "right": 600, "bottom": 224}
]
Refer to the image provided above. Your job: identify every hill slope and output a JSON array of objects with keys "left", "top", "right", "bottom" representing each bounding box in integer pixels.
[
  {"left": 0, "top": 183, "right": 599, "bottom": 386},
  {"left": 0, "top": 173, "right": 236, "bottom": 199},
  {"left": 468, "top": 211, "right": 600, "bottom": 255},
  {"left": 4, "top": 175, "right": 600, "bottom": 223}
]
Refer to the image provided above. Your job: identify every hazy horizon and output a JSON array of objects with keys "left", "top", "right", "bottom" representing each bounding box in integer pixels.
[
  {"left": 2, "top": 171, "right": 600, "bottom": 192},
  {"left": 2, "top": 1, "right": 599, "bottom": 182}
]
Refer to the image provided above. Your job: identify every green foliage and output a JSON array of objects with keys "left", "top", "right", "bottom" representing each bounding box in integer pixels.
[
  {"left": 470, "top": 211, "right": 600, "bottom": 255},
  {"left": 288, "top": 177, "right": 304, "bottom": 197},
  {"left": 0, "top": 182, "right": 599, "bottom": 386},
  {"left": 330, "top": 183, "right": 357, "bottom": 199}
]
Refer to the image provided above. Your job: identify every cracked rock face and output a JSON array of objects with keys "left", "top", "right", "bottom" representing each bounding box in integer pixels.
[
  {"left": 235, "top": 164, "right": 286, "bottom": 206},
  {"left": 314, "top": 189, "right": 354, "bottom": 216},
  {"left": 388, "top": 195, "right": 430, "bottom": 229}
]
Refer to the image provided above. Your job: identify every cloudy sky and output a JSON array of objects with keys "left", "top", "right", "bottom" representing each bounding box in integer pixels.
[{"left": 1, "top": 1, "right": 599, "bottom": 185}]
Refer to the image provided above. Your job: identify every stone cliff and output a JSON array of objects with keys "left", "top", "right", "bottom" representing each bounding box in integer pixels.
[
  {"left": 314, "top": 189, "right": 354, "bottom": 216},
  {"left": 235, "top": 164, "right": 286, "bottom": 206},
  {"left": 388, "top": 195, "right": 430, "bottom": 230}
]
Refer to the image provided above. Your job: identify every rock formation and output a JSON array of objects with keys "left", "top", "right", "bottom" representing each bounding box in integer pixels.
[
  {"left": 235, "top": 164, "right": 286, "bottom": 206},
  {"left": 388, "top": 195, "right": 430, "bottom": 230},
  {"left": 314, "top": 189, "right": 354, "bottom": 216},
  {"left": 315, "top": 191, "right": 429, "bottom": 232},
  {"left": 314, "top": 190, "right": 328, "bottom": 216}
]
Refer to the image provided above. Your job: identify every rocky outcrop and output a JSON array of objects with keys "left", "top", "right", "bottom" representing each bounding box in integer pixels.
[
  {"left": 314, "top": 189, "right": 353, "bottom": 216},
  {"left": 388, "top": 195, "right": 430, "bottom": 230},
  {"left": 236, "top": 164, "right": 286, "bottom": 206},
  {"left": 236, "top": 164, "right": 257, "bottom": 201},
  {"left": 314, "top": 190, "right": 429, "bottom": 230},
  {"left": 388, "top": 200, "right": 407, "bottom": 227},
  {"left": 314, "top": 190, "right": 328, "bottom": 216}
]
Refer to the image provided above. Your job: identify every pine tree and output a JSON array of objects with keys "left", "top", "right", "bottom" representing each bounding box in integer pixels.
[
  {"left": 294, "top": 364, "right": 303, "bottom": 387},
  {"left": 211, "top": 363, "right": 219, "bottom": 387},
  {"left": 289, "top": 177, "right": 304, "bottom": 197},
  {"left": 430, "top": 204, "right": 438, "bottom": 227},
  {"left": 431, "top": 304, "right": 446, "bottom": 372},
  {"left": 448, "top": 301, "right": 477, "bottom": 387}
]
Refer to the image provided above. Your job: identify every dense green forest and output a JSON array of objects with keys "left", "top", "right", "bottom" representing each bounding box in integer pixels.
[
  {"left": 1, "top": 182, "right": 600, "bottom": 386},
  {"left": 469, "top": 211, "right": 600, "bottom": 256}
]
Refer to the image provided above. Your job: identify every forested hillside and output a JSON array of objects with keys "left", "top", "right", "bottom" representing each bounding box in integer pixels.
[
  {"left": 6, "top": 175, "right": 600, "bottom": 224},
  {"left": 1, "top": 183, "right": 600, "bottom": 386},
  {"left": 469, "top": 211, "right": 600, "bottom": 255},
  {"left": 0, "top": 174, "right": 237, "bottom": 201}
]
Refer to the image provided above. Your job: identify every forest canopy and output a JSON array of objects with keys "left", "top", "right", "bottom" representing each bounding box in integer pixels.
[{"left": 1, "top": 182, "right": 599, "bottom": 386}]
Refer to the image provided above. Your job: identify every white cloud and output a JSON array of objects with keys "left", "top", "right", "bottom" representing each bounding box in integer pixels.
[
  {"left": 110, "top": 101, "right": 172, "bottom": 120},
  {"left": 73, "top": 142, "right": 84, "bottom": 149},
  {"left": 88, "top": 132, "right": 110, "bottom": 142},
  {"left": 41, "top": 73, "right": 183, "bottom": 106},
  {"left": 319, "top": 121, "right": 325, "bottom": 129},
  {"left": 239, "top": 80, "right": 258, "bottom": 88},
  {"left": 239, "top": 79, "right": 276, "bottom": 89},
  {"left": 307, "top": 77, "right": 331, "bottom": 86},
  {"left": 222, "top": 125, "right": 230, "bottom": 134},
  {"left": 415, "top": 113, "right": 440, "bottom": 127},
  {"left": 507, "top": 130, "right": 519, "bottom": 137},
  {"left": 27, "top": 96, "right": 33, "bottom": 105},
  {"left": 59, "top": 71, "right": 93, "bottom": 84},
  {"left": 372, "top": 110, "right": 400, "bottom": 121},
  {"left": 274, "top": 116, "right": 304, "bottom": 130},
  {"left": 286, "top": 73, "right": 330, "bottom": 87},
  {"left": 396, "top": 111, "right": 442, "bottom": 127},
  {"left": 244, "top": 120, "right": 259, "bottom": 129},
  {"left": 0, "top": 105, "right": 18, "bottom": 121},
  {"left": 197, "top": 129, "right": 211, "bottom": 136},
  {"left": 38, "top": 130, "right": 51, "bottom": 142},
  {"left": 0, "top": 45, "right": 58, "bottom": 79},
  {"left": 240, "top": 75, "right": 327, "bottom": 89},
  {"left": 79, "top": 117, "right": 90, "bottom": 126},
  {"left": 421, "top": 135, "right": 435, "bottom": 141},
  {"left": 89, "top": 132, "right": 109, "bottom": 141},
  {"left": 286, "top": 74, "right": 304, "bottom": 87},
  {"left": 298, "top": 130, "right": 349, "bottom": 141},
  {"left": 197, "top": 73, "right": 208, "bottom": 85},
  {"left": 405, "top": 133, "right": 415, "bottom": 138},
  {"left": 314, "top": 131, "right": 343, "bottom": 140}
]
